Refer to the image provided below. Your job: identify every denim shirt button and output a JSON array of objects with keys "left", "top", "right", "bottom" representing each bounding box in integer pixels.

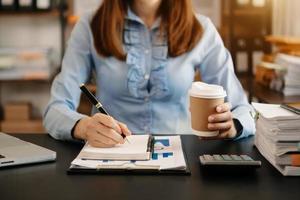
[
  {"left": 144, "top": 74, "right": 150, "bottom": 80},
  {"left": 145, "top": 49, "right": 150, "bottom": 54}
]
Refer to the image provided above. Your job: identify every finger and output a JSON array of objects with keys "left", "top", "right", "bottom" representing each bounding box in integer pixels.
[
  {"left": 208, "top": 111, "right": 232, "bottom": 123},
  {"left": 208, "top": 121, "right": 232, "bottom": 131},
  {"left": 217, "top": 130, "right": 236, "bottom": 139},
  {"left": 118, "top": 121, "right": 132, "bottom": 136},
  {"left": 217, "top": 132, "right": 230, "bottom": 139},
  {"left": 95, "top": 123, "right": 124, "bottom": 144},
  {"left": 85, "top": 129, "right": 117, "bottom": 147},
  {"left": 216, "top": 102, "right": 232, "bottom": 113},
  {"left": 93, "top": 113, "right": 122, "bottom": 133},
  {"left": 89, "top": 139, "right": 115, "bottom": 148},
  {"left": 94, "top": 130, "right": 122, "bottom": 145}
]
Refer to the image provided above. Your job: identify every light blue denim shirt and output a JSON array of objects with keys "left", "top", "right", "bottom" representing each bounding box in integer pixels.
[{"left": 43, "top": 9, "right": 255, "bottom": 141}]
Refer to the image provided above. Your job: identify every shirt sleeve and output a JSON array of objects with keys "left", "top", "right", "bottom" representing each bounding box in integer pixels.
[
  {"left": 43, "top": 15, "right": 93, "bottom": 141},
  {"left": 197, "top": 17, "right": 256, "bottom": 139}
]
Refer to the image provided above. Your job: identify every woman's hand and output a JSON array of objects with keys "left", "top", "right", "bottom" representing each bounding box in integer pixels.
[
  {"left": 202, "top": 102, "right": 237, "bottom": 140},
  {"left": 73, "top": 113, "right": 132, "bottom": 147}
]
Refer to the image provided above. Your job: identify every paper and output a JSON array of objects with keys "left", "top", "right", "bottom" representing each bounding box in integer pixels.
[
  {"left": 252, "top": 103, "right": 300, "bottom": 120},
  {"left": 254, "top": 103, "right": 300, "bottom": 176},
  {"left": 72, "top": 136, "right": 186, "bottom": 170},
  {"left": 256, "top": 118, "right": 300, "bottom": 142},
  {"left": 83, "top": 135, "right": 149, "bottom": 155},
  {"left": 255, "top": 133, "right": 300, "bottom": 176}
]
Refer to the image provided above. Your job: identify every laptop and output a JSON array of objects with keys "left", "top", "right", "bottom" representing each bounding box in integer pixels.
[{"left": 0, "top": 132, "right": 56, "bottom": 168}]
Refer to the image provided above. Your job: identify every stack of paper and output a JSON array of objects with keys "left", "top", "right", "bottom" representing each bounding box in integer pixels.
[
  {"left": 275, "top": 54, "right": 300, "bottom": 96},
  {"left": 253, "top": 103, "right": 300, "bottom": 176}
]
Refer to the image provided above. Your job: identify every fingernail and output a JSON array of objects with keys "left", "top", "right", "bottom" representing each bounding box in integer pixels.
[
  {"left": 217, "top": 106, "right": 222, "bottom": 112},
  {"left": 208, "top": 116, "right": 214, "bottom": 122},
  {"left": 115, "top": 124, "right": 122, "bottom": 133}
]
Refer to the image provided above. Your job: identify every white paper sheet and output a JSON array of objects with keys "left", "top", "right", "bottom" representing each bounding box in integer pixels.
[{"left": 252, "top": 103, "right": 300, "bottom": 120}]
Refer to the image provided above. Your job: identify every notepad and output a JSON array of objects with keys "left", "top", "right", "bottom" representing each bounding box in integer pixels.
[{"left": 77, "top": 135, "right": 154, "bottom": 161}]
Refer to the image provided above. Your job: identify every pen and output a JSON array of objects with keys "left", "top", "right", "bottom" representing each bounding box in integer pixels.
[
  {"left": 79, "top": 84, "right": 130, "bottom": 143},
  {"left": 280, "top": 104, "right": 300, "bottom": 115}
]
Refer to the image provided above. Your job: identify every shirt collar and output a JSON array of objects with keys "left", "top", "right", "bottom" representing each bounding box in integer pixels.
[{"left": 125, "top": 7, "right": 161, "bottom": 30}]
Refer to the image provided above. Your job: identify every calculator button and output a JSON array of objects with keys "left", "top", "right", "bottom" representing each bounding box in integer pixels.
[
  {"left": 213, "top": 155, "right": 223, "bottom": 161},
  {"left": 230, "top": 155, "right": 242, "bottom": 161},
  {"left": 203, "top": 155, "right": 213, "bottom": 161},
  {"left": 240, "top": 155, "right": 253, "bottom": 161},
  {"left": 221, "top": 155, "right": 232, "bottom": 161}
]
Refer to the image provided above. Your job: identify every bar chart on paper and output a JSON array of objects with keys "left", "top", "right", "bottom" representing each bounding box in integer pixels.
[{"left": 152, "top": 138, "right": 174, "bottom": 160}]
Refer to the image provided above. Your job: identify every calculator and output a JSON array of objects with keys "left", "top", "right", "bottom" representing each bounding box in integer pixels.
[{"left": 199, "top": 154, "right": 261, "bottom": 168}]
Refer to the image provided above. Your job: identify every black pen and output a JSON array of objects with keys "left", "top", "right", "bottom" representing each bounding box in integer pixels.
[
  {"left": 79, "top": 84, "right": 130, "bottom": 143},
  {"left": 280, "top": 104, "right": 300, "bottom": 115}
]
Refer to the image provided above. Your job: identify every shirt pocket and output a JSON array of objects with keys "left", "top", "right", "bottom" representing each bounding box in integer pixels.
[{"left": 124, "top": 29, "right": 140, "bottom": 45}]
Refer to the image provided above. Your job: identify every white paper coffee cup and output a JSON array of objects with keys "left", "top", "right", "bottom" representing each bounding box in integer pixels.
[{"left": 189, "top": 82, "right": 227, "bottom": 137}]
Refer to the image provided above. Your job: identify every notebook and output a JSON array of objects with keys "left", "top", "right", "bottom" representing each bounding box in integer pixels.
[
  {"left": 68, "top": 136, "right": 190, "bottom": 175},
  {"left": 76, "top": 135, "right": 154, "bottom": 161}
]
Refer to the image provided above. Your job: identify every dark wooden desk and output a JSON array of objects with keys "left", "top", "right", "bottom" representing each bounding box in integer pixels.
[{"left": 0, "top": 135, "right": 299, "bottom": 200}]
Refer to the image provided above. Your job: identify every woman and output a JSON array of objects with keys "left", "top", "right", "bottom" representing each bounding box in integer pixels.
[{"left": 43, "top": 0, "right": 255, "bottom": 147}]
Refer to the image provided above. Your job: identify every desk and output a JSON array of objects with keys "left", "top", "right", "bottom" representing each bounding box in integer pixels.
[{"left": 1, "top": 135, "right": 299, "bottom": 200}]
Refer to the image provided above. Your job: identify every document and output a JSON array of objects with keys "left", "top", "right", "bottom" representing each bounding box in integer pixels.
[
  {"left": 253, "top": 102, "right": 300, "bottom": 176},
  {"left": 70, "top": 136, "right": 187, "bottom": 171},
  {"left": 252, "top": 102, "right": 300, "bottom": 120}
]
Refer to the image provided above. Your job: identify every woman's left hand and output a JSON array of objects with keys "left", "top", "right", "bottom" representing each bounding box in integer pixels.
[{"left": 204, "top": 102, "right": 237, "bottom": 139}]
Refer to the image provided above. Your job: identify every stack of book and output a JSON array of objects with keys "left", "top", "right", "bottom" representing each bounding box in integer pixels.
[
  {"left": 255, "top": 53, "right": 300, "bottom": 96},
  {"left": 0, "top": 47, "right": 57, "bottom": 81},
  {"left": 253, "top": 103, "right": 300, "bottom": 176},
  {"left": 275, "top": 54, "right": 300, "bottom": 96},
  {"left": 255, "top": 61, "right": 286, "bottom": 90}
]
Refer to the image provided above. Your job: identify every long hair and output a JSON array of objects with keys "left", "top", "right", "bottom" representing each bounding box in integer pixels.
[{"left": 91, "top": 0, "right": 203, "bottom": 60}]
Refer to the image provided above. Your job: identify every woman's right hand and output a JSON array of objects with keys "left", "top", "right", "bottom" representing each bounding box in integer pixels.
[{"left": 73, "top": 113, "right": 132, "bottom": 147}]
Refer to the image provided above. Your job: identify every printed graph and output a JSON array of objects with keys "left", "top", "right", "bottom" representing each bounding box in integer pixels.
[
  {"left": 152, "top": 138, "right": 174, "bottom": 160},
  {"left": 154, "top": 139, "right": 170, "bottom": 147},
  {"left": 152, "top": 152, "right": 174, "bottom": 160}
]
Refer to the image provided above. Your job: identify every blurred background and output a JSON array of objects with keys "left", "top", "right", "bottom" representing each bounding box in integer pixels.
[{"left": 0, "top": 0, "right": 299, "bottom": 134}]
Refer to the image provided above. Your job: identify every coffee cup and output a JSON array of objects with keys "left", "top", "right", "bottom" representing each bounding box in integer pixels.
[{"left": 189, "top": 82, "right": 227, "bottom": 137}]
